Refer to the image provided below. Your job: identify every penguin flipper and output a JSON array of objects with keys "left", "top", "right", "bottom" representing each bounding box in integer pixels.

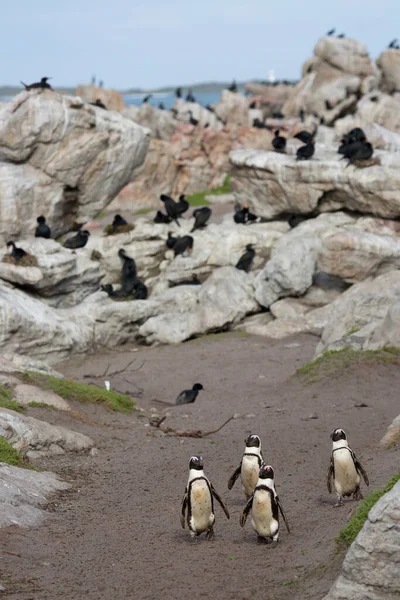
[
  {"left": 211, "top": 484, "right": 230, "bottom": 519},
  {"left": 276, "top": 496, "right": 290, "bottom": 534},
  {"left": 180, "top": 492, "right": 188, "bottom": 528},
  {"left": 227, "top": 464, "right": 241, "bottom": 490},
  {"left": 239, "top": 495, "right": 253, "bottom": 527},
  {"left": 327, "top": 457, "right": 334, "bottom": 493},
  {"left": 352, "top": 451, "right": 369, "bottom": 486}
]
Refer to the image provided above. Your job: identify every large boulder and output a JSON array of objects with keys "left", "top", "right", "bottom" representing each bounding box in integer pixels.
[
  {"left": 322, "top": 480, "right": 400, "bottom": 600},
  {"left": 355, "top": 92, "right": 400, "bottom": 133},
  {"left": 376, "top": 49, "right": 400, "bottom": 94},
  {"left": 335, "top": 117, "right": 400, "bottom": 152},
  {"left": 0, "top": 90, "right": 150, "bottom": 239},
  {"left": 213, "top": 90, "right": 250, "bottom": 126},
  {"left": 122, "top": 104, "right": 177, "bottom": 140},
  {"left": 314, "top": 37, "right": 375, "bottom": 76},
  {"left": 75, "top": 84, "right": 125, "bottom": 111}
]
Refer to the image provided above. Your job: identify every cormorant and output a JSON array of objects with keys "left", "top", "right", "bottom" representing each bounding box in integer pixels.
[
  {"left": 101, "top": 284, "right": 128, "bottom": 298},
  {"left": 142, "top": 94, "right": 153, "bottom": 104},
  {"left": 338, "top": 128, "right": 367, "bottom": 154},
  {"left": 118, "top": 248, "right": 137, "bottom": 292},
  {"left": 233, "top": 204, "right": 258, "bottom": 224},
  {"left": 158, "top": 102, "right": 165, "bottom": 110},
  {"left": 176, "top": 88, "right": 182, "bottom": 98},
  {"left": 344, "top": 142, "right": 374, "bottom": 166},
  {"left": 173, "top": 235, "right": 194, "bottom": 257},
  {"left": 252, "top": 118, "right": 266, "bottom": 129},
  {"left": 296, "top": 140, "right": 315, "bottom": 160},
  {"left": 188, "top": 111, "right": 199, "bottom": 126},
  {"left": 6, "top": 241, "right": 27, "bottom": 261},
  {"left": 228, "top": 80, "right": 238, "bottom": 92},
  {"left": 186, "top": 89, "right": 196, "bottom": 103},
  {"left": 131, "top": 279, "right": 148, "bottom": 300},
  {"left": 272, "top": 130, "right": 286, "bottom": 152},
  {"left": 327, "top": 28, "right": 335, "bottom": 36},
  {"left": 90, "top": 99, "right": 106, "bottom": 109},
  {"left": 337, "top": 33, "right": 345, "bottom": 38},
  {"left": 166, "top": 232, "right": 177, "bottom": 249},
  {"left": 388, "top": 39, "right": 398, "bottom": 48},
  {"left": 154, "top": 210, "right": 172, "bottom": 224},
  {"left": 249, "top": 100, "right": 256, "bottom": 109},
  {"left": 109, "top": 214, "right": 129, "bottom": 233},
  {"left": 171, "top": 274, "right": 201, "bottom": 287},
  {"left": 175, "top": 383, "right": 203, "bottom": 405},
  {"left": 21, "top": 77, "right": 52, "bottom": 90},
  {"left": 63, "top": 230, "right": 90, "bottom": 249},
  {"left": 160, "top": 194, "right": 181, "bottom": 226},
  {"left": 191, "top": 207, "right": 212, "bottom": 232},
  {"left": 294, "top": 130, "right": 316, "bottom": 144},
  {"left": 299, "top": 109, "right": 305, "bottom": 122},
  {"left": 176, "top": 195, "right": 189, "bottom": 215},
  {"left": 35, "top": 216, "right": 51, "bottom": 239},
  {"left": 235, "top": 244, "right": 255, "bottom": 272}
]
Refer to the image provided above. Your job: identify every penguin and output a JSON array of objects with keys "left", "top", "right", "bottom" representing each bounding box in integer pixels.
[
  {"left": 90, "top": 99, "right": 107, "bottom": 109},
  {"left": 63, "top": 230, "right": 90, "bottom": 249},
  {"left": 191, "top": 207, "right": 212, "bottom": 232},
  {"left": 154, "top": 210, "right": 172, "bottom": 224},
  {"left": 240, "top": 464, "right": 290, "bottom": 543},
  {"left": 337, "top": 33, "right": 346, "bottom": 38},
  {"left": 272, "top": 130, "right": 286, "bottom": 152},
  {"left": 175, "top": 383, "right": 203, "bottom": 405},
  {"left": 160, "top": 194, "right": 181, "bottom": 226},
  {"left": 296, "top": 140, "right": 315, "bottom": 161},
  {"left": 228, "top": 434, "right": 264, "bottom": 498},
  {"left": 35, "top": 216, "right": 51, "bottom": 239},
  {"left": 180, "top": 455, "right": 230, "bottom": 539},
  {"left": 327, "top": 428, "right": 369, "bottom": 507},
  {"left": 234, "top": 204, "right": 259, "bottom": 225},
  {"left": 21, "top": 77, "right": 52, "bottom": 90},
  {"left": 118, "top": 249, "right": 137, "bottom": 293},
  {"left": 236, "top": 244, "right": 255, "bottom": 272},
  {"left": 175, "top": 87, "right": 182, "bottom": 98},
  {"left": 6, "top": 241, "right": 27, "bottom": 261}
]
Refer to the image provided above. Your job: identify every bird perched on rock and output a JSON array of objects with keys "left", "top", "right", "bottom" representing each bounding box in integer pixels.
[
  {"left": 63, "top": 230, "right": 90, "bottom": 249},
  {"left": 166, "top": 232, "right": 177, "bottom": 249},
  {"left": 175, "top": 87, "right": 182, "bottom": 98},
  {"left": 339, "top": 127, "right": 366, "bottom": 150},
  {"left": 186, "top": 89, "right": 196, "bottom": 103},
  {"left": 296, "top": 139, "right": 315, "bottom": 161},
  {"left": 118, "top": 249, "right": 137, "bottom": 293},
  {"left": 236, "top": 244, "right": 255, "bottom": 272},
  {"left": 228, "top": 434, "right": 264, "bottom": 498},
  {"left": 175, "top": 383, "right": 204, "bottom": 405},
  {"left": 228, "top": 80, "right": 238, "bottom": 92},
  {"left": 6, "top": 241, "right": 27, "bottom": 261},
  {"left": 327, "top": 428, "right": 369, "bottom": 507},
  {"left": 253, "top": 118, "right": 267, "bottom": 129},
  {"left": 170, "top": 274, "right": 202, "bottom": 287},
  {"left": 90, "top": 99, "right": 106, "bottom": 109},
  {"left": 272, "top": 130, "right": 286, "bottom": 152},
  {"left": 191, "top": 207, "right": 212, "bottom": 232},
  {"left": 35, "top": 216, "right": 51, "bottom": 239},
  {"left": 100, "top": 284, "right": 128, "bottom": 298},
  {"left": 240, "top": 464, "right": 290, "bottom": 544},
  {"left": 131, "top": 279, "right": 148, "bottom": 300},
  {"left": 249, "top": 100, "right": 256, "bottom": 109},
  {"left": 154, "top": 210, "right": 172, "bottom": 224},
  {"left": 326, "top": 28, "right": 335, "bottom": 36},
  {"left": 21, "top": 77, "right": 52, "bottom": 90},
  {"left": 160, "top": 194, "right": 181, "bottom": 226},
  {"left": 176, "top": 195, "right": 189, "bottom": 216},
  {"left": 111, "top": 214, "right": 128, "bottom": 230},
  {"left": 388, "top": 39, "right": 398, "bottom": 48},
  {"left": 337, "top": 33, "right": 345, "bottom": 38},
  {"left": 346, "top": 142, "right": 374, "bottom": 166},
  {"left": 180, "top": 455, "right": 230, "bottom": 539},
  {"left": 188, "top": 111, "right": 199, "bottom": 126},
  {"left": 174, "top": 235, "right": 194, "bottom": 257},
  {"left": 234, "top": 204, "right": 258, "bottom": 225},
  {"left": 294, "top": 130, "right": 316, "bottom": 144},
  {"left": 142, "top": 94, "right": 152, "bottom": 104}
]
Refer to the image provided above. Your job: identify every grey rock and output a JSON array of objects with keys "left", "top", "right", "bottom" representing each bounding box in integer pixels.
[{"left": 13, "top": 384, "right": 71, "bottom": 411}]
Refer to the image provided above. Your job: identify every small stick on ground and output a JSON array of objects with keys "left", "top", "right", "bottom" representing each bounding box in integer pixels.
[{"left": 149, "top": 415, "right": 235, "bottom": 438}]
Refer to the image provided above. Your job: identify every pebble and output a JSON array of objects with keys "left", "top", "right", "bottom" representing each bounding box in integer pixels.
[{"left": 89, "top": 447, "right": 99, "bottom": 457}]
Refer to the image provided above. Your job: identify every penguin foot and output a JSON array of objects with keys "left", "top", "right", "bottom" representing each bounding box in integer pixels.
[
  {"left": 206, "top": 527, "right": 214, "bottom": 540},
  {"left": 353, "top": 488, "right": 364, "bottom": 501},
  {"left": 333, "top": 499, "right": 344, "bottom": 508},
  {"left": 257, "top": 535, "right": 269, "bottom": 544}
]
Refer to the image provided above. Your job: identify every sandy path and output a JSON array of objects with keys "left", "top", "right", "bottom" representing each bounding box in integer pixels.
[{"left": 1, "top": 333, "right": 399, "bottom": 599}]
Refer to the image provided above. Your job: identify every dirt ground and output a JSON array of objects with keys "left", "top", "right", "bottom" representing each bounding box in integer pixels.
[{"left": 1, "top": 332, "right": 399, "bottom": 600}]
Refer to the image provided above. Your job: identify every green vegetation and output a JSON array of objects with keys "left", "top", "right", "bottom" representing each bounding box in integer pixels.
[
  {"left": 21, "top": 372, "right": 135, "bottom": 414},
  {"left": 282, "top": 579, "right": 293, "bottom": 586},
  {"left": 28, "top": 401, "right": 54, "bottom": 409},
  {"left": 0, "top": 384, "right": 24, "bottom": 413},
  {"left": 346, "top": 327, "right": 361, "bottom": 336},
  {"left": 134, "top": 208, "right": 152, "bottom": 216},
  {"left": 297, "top": 347, "right": 400, "bottom": 384},
  {"left": 0, "top": 436, "right": 25, "bottom": 466},
  {"left": 186, "top": 174, "right": 231, "bottom": 207},
  {"left": 337, "top": 472, "right": 400, "bottom": 547},
  {"left": 95, "top": 210, "right": 106, "bottom": 219}
]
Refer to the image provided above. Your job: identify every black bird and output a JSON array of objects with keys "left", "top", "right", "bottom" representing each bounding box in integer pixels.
[
  {"left": 171, "top": 274, "right": 201, "bottom": 287},
  {"left": 370, "top": 96, "right": 379, "bottom": 102},
  {"left": 188, "top": 111, "right": 199, "bottom": 126},
  {"left": 173, "top": 235, "right": 194, "bottom": 257},
  {"left": 249, "top": 100, "right": 256, "bottom": 109},
  {"left": 272, "top": 130, "right": 286, "bottom": 152},
  {"left": 234, "top": 204, "right": 258, "bottom": 224},
  {"left": 294, "top": 130, "right": 316, "bottom": 144},
  {"left": 175, "top": 87, "right": 182, "bottom": 98},
  {"left": 337, "top": 33, "right": 345, "bottom": 38},
  {"left": 228, "top": 80, "right": 238, "bottom": 92},
  {"left": 131, "top": 279, "right": 148, "bottom": 300},
  {"left": 63, "top": 230, "right": 90, "bottom": 249},
  {"left": 158, "top": 102, "right": 165, "bottom": 110},
  {"left": 176, "top": 195, "right": 189, "bottom": 216},
  {"left": 191, "top": 207, "right": 212, "bottom": 232},
  {"left": 327, "top": 28, "right": 335, "bottom": 36},
  {"left": 90, "top": 99, "right": 106, "bottom": 109},
  {"left": 236, "top": 244, "right": 255, "bottom": 272},
  {"left": 166, "top": 232, "right": 177, "bottom": 249},
  {"left": 111, "top": 214, "right": 128, "bottom": 231},
  {"left": 142, "top": 94, "right": 153, "bottom": 104},
  {"left": 325, "top": 99, "right": 333, "bottom": 110},
  {"left": 35, "top": 216, "right": 51, "bottom": 239},
  {"left": 175, "top": 383, "right": 204, "bottom": 405},
  {"left": 118, "top": 249, "right": 137, "bottom": 293},
  {"left": 296, "top": 140, "right": 315, "bottom": 161},
  {"left": 160, "top": 194, "right": 181, "bottom": 226},
  {"left": 6, "top": 241, "right": 27, "bottom": 261},
  {"left": 100, "top": 284, "right": 128, "bottom": 298},
  {"left": 299, "top": 109, "right": 305, "bottom": 122},
  {"left": 186, "top": 89, "right": 196, "bottom": 103},
  {"left": 21, "top": 77, "right": 52, "bottom": 90},
  {"left": 346, "top": 142, "right": 374, "bottom": 166},
  {"left": 204, "top": 123, "right": 209, "bottom": 128},
  {"left": 253, "top": 118, "right": 266, "bottom": 129},
  {"left": 154, "top": 210, "right": 172, "bottom": 224},
  {"left": 205, "top": 104, "right": 215, "bottom": 113},
  {"left": 338, "top": 128, "right": 367, "bottom": 154},
  {"left": 388, "top": 39, "right": 398, "bottom": 48}
]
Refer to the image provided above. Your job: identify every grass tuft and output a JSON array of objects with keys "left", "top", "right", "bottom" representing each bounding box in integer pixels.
[
  {"left": 0, "top": 384, "right": 24, "bottom": 413},
  {"left": 0, "top": 436, "right": 25, "bottom": 466},
  {"left": 21, "top": 372, "right": 135, "bottom": 414},
  {"left": 186, "top": 174, "right": 231, "bottom": 207},
  {"left": 346, "top": 327, "right": 360, "bottom": 336},
  {"left": 337, "top": 472, "right": 400, "bottom": 548}
]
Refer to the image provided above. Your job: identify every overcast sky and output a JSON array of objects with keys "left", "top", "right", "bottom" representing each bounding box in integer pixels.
[{"left": 1, "top": 0, "right": 398, "bottom": 89}]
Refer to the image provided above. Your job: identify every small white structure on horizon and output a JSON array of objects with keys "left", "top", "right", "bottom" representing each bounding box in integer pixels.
[{"left": 268, "top": 70, "right": 276, "bottom": 83}]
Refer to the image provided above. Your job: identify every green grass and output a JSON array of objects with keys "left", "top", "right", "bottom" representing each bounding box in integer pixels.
[
  {"left": 0, "top": 384, "right": 24, "bottom": 413},
  {"left": 185, "top": 174, "right": 232, "bottom": 207},
  {"left": 21, "top": 372, "right": 135, "bottom": 414},
  {"left": 346, "top": 327, "right": 361, "bottom": 336},
  {"left": 297, "top": 347, "right": 400, "bottom": 384},
  {"left": 0, "top": 436, "right": 25, "bottom": 466},
  {"left": 28, "top": 401, "right": 54, "bottom": 409},
  {"left": 95, "top": 210, "right": 106, "bottom": 219},
  {"left": 282, "top": 579, "right": 293, "bottom": 586},
  {"left": 337, "top": 472, "right": 400, "bottom": 548},
  {"left": 135, "top": 208, "right": 152, "bottom": 215}
]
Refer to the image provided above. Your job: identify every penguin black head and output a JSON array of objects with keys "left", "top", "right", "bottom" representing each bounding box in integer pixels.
[
  {"left": 41, "top": 77, "right": 52, "bottom": 84},
  {"left": 37, "top": 215, "right": 46, "bottom": 224},
  {"left": 192, "top": 383, "right": 203, "bottom": 391},
  {"left": 259, "top": 464, "right": 274, "bottom": 480},
  {"left": 245, "top": 434, "right": 261, "bottom": 448},
  {"left": 331, "top": 428, "right": 347, "bottom": 442},
  {"left": 189, "top": 455, "right": 204, "bottom": 471}
]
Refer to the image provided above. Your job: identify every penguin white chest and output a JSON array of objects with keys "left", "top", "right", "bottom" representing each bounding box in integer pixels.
[
  {"left": 333, "top": 449, "right": 360, "bottom": 496},
  {"left": 251, "top": 489, "right": 278, "bottom": 538},
  {"left": 189, "top": 480, "right": 214, "bottom": 533},
  {"left": 241, "top": 456, "right": 260, "bottom": 497}
]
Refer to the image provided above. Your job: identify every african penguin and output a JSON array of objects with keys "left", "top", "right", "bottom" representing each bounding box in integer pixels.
[
  {"left": 180, "top": 456, "right": 230, "bottom": 539},
  {"left": 240, "top": 464, "right": 290, "bottom": 544},
  {"left": 327, "top": 428, "right": 369, "bottom": 507},
  {"left": 228, "top": 434, "right": 264, "bottom": 498}
]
